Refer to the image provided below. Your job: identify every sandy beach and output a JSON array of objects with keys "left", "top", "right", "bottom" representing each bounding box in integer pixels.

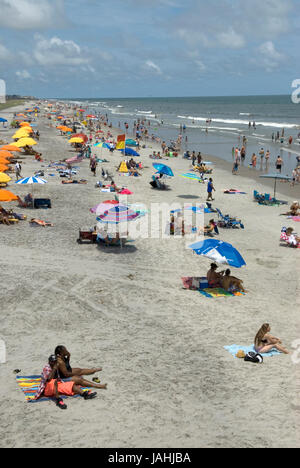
[{"left": 0, "top": 102, "right": 299, "bottom": 448}]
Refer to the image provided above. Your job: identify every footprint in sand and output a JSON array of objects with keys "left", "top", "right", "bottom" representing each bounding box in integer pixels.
[{"left": 255, "top": 258, "right": 280, "bottom": 268}]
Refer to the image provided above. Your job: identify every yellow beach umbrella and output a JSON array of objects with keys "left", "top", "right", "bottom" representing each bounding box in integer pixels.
[
  {"left": 15, "top": 138, "right": 37, "bottom": 147},
  {"left": 69, "top": 137, "right": 84, "bottom": 144},
  {"left": 0, "top": 173, "right": 11, "bottom": 184},
  {"left": 13, "top": 130, "right": 32, "bottom": 139}
]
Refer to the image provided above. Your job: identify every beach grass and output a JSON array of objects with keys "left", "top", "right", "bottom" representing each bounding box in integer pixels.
[{"left": 0, "top": 99, "right": 25, "bottom": 111}]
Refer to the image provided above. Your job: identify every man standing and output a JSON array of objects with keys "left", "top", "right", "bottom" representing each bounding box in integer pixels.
[
  {"left": 207, "top": 178, "right": 215, "bottom": 201},
  {"left": 15, "top": 162, "right": 22, "bottom": 181}
]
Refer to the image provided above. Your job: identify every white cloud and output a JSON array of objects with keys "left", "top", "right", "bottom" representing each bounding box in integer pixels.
[
  {"left": 0, "top": 0, "right": 66, "bottom": 30},
  {"left": 255, "top": 41, "right": 286, "bottom": 71},
  {"left": 16, "top": 69, "right": 31, "bottom": 79},
  {"left": 144, "top": 60, "right": 162, "bottom": 75},
  {"left": 217, "top": 28, "right": 245, "bottom": 49},
  {"left": 33, "top": 35, "right": 90, "bottom": 67}
]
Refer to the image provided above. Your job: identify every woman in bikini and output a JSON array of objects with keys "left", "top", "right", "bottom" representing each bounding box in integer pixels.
[
  {"left": 207, "top": 263, "right": 225, "bottom": 288},
  {"left": 254, "top": 324, "right": 289, "bottom": 354}
]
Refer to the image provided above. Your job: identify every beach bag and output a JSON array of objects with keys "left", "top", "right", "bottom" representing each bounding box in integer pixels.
[{"left": 244, "top": 352, "right": 263, "bottom": 364}]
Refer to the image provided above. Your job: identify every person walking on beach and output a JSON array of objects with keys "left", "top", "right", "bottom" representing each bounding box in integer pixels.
[
  {"left": 251, "top": 153, "right": 257, "bottom": 169},
  {"left": 276, "top": 155, "right": 283, "bottom": 173},
  {"left": 15, "top": 162, "right": 22, "bottom": 181},
  {"left": 207, "top": 178, "right": 215, "bottom": 201},
  {"left": 90, "top": 157, "right": 97, "bottom": 177}
]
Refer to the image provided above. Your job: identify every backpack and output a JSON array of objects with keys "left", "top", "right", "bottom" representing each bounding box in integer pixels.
[{"left": 244, "top": 352, "right": 263, "bottom": 364}]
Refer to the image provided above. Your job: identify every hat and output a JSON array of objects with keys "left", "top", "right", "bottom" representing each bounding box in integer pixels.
[{"left": 236, "top": 350, "right": 246, "bottom": 359}]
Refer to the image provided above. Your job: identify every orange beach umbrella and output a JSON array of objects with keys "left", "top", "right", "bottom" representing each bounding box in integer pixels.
[
  {"left": 0, "top": 151, "right": 14, "bottom": 159},
  {"left": 0, "top": 164, "right": 9, "bottom": 172},
  {"left": 0, "top": 145, "right": 22, "bottom": 152},
  {"left": 0, "top": 190, "right": 18, "bottom": 202}
]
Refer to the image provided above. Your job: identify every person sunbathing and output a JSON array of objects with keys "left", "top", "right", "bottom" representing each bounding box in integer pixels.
[
  {"left": 254, "top": 323, "right": 289, "bottom": 355},
  {"left": 221, "top": 269, "right": 246, "bottom": 293},
  {"left": 30, "top": 218, "right": 54, "bottom": 227},
  {"left": 207, "top": 263, "right": 225, "bottom": 287},
  {"left": 34, "top": 355, "right": 105, "bottom": 410},
  {"left": 281, "top": 201, "right": 300, "bottom": 216}
]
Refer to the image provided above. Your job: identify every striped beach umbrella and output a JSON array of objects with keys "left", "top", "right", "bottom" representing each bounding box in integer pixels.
[
  {"left": 15, "top": 176, "right": 47, "bottom": 185},
  {"left": 96, "top": 205, "right": 139, "bottom": 225}
]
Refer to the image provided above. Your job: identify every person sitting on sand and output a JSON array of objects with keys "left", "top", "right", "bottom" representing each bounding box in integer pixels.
[
  {"left": 254, "top": 323, "right": 289, "bottom": 355},
  {"left": 30, "top": 219, "right": 54, "bottom": 227},
  {"left": 221, "top": 269, "right": 246, "bottom": 292},
  {"left": 34, "top": 355, "right": 106, "bottom": 410},
  {"left": 281, "top": 201, "right": 300, "bottom": 217},
  {"left": 0, "top": 213, "right": 11, "bottom": 225},
  {"left": 199, "top": 219, "right": 218, "bottom": 237},
  {"left": 54, "top": 346, "right": 106, "bottom": 387},
  {"left": 17, "top": 194, "right": 33, "bottom": 208},
  {"left": 281, "top": 227, "right": 300, "bottom": 247},
  {"left": 207, "top": 263, "right": 225, "bottom": 287}
]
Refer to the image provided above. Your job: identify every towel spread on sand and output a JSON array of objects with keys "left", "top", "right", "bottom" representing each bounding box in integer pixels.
[
  {"left": 199, "top": 288, "right": 245, "bottom": 298},
  {"left": 223, "top": 189, "right": 247, "bottom": 194},
  {"left": 17, "top": 376, "right": 91, "bottom": 403},
  {"left": 224, "top": 345, "right": 281, "bottom": 358}
]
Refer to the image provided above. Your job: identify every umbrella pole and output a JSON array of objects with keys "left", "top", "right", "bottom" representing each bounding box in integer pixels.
[{"left": 274, "top": 178, "right": 277, "bottom": 200}]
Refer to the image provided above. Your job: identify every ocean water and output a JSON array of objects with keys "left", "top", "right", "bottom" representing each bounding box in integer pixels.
[{"left": 67, "top": 95, "right": 300, "bottom": 175}]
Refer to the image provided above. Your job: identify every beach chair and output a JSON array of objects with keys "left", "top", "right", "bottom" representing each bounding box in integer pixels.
[
  {"left": 77, "top": 230, "right": 97, "bottom": 244},
  {"left": 216, "top": 208, "right": 244, "bottom": 229}
]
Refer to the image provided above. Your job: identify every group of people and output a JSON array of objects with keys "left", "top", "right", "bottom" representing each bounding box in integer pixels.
[
  {"left": 35, "top": 346, "right": 107, "bottom": 410},
  {"left": 207, "top": 263, "right": 246, "bottom": 293}
]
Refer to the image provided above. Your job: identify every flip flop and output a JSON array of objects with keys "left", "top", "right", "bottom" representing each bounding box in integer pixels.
[
  {"left": 83, "top": 391, "right": 97, "bottom": 400},
  {"left": 92, "top": 377, "right": 100, "bottom": 384}
]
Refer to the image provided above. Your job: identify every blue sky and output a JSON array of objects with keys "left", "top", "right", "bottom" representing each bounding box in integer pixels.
[{"left": 0, "top": 0, "right": 299, "bottom": 98}]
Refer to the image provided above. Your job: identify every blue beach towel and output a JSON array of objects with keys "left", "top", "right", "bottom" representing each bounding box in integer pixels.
[{"left": 224, "top": 345, "right": 281, "bottom": 358}]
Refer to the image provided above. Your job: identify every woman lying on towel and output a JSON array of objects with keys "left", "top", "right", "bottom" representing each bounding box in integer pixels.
[
  {"left": 254, "top": 324, "right": 289, "bottom": 355},
  {"left": 30, "top": 218, "right": 54, "bottom": 227},
  {"left": 221, "top": 269, "right": 246, "bottom": 293}
]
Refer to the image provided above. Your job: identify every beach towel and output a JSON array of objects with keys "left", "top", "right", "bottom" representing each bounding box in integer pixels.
[
  {"left": 287, "top": 216, "right": 300, "bottom": 222},
  {"left": 223, "top": 189, "right": 247, "bottom": 194},
  {"left": 199, "top": 288, "right": 245, "bottom": 298},
  {"left": 224, "top": 345, "right": 281, "bottom": 358},
  {"left": 181, "top": 277, "right": 208, "bottom": 290},
  {"left": 17, "top": 375, "right": 91, "bottom": 403}
]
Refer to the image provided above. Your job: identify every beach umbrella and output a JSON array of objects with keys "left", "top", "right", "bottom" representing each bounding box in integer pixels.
[
  {"left": 0, "top": 189, "right": 18, "bottom": 202},
  {"left": 69, "top": 137, "right": 84, "bottom": 144},
  {"left": 0, "top": 118, "right": 7, "bottom": 123},
  {"left": 118, "top": 148, "right": 140, "bottom": 157},
  {"left": 13, "top": 130, "right": 32, "bottom": 139},
  {"left": 19, "top": 122, "right": 31, "bottom": 127},
  {"left": 90, "top": 200, "right": 119, "bottom": 215},
  {"left": 153, "top": 163, "right": 174, "bottom": 177},
  {"left": 72, "top": 133, "right": 88, "bottom": 143},
  {"left": 0, "top": 164, "right": 9, "bottom": 172},
  {"left": 0, "top": 145, "right": 22, "bottom": 152},
  {"left": 15, "top": 138, "right": 37, "bottom": 147},
  {"left": 0, "top": 173, "right": 11, "bottom": 184},
  {"left": 96, "top": 204, "right": 139, "bottom": 225},
  {"left": 0, "top": 151, "right": 14, "bottom": 159},
  {"left": 0, "top": 157, "right": 12, "bottom": 165},
  {"left": 16, "top": 176, "right": 47, "bottom": 186},
  {"left": 189, "top": 239, "right": 246, "bottom": 268},
  {"left": 259, "top": 174, "right": 291, "bottom": 199}
]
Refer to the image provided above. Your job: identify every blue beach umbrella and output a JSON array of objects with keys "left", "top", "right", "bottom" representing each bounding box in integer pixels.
[
  {"left": 118, "top": 148, "right": 140, "bottom": 156},
  {"left": 0, "top": 118, "right": 7, "bottom": 123},
  {"left": 153, "top": 163, "right": 174, "bottom": 177},
  {"left": 189, "top": 239, "right": 246, "bottom": 268},
  {"left": 259, "top": 173, "right": 291, "bottom": 199}
]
